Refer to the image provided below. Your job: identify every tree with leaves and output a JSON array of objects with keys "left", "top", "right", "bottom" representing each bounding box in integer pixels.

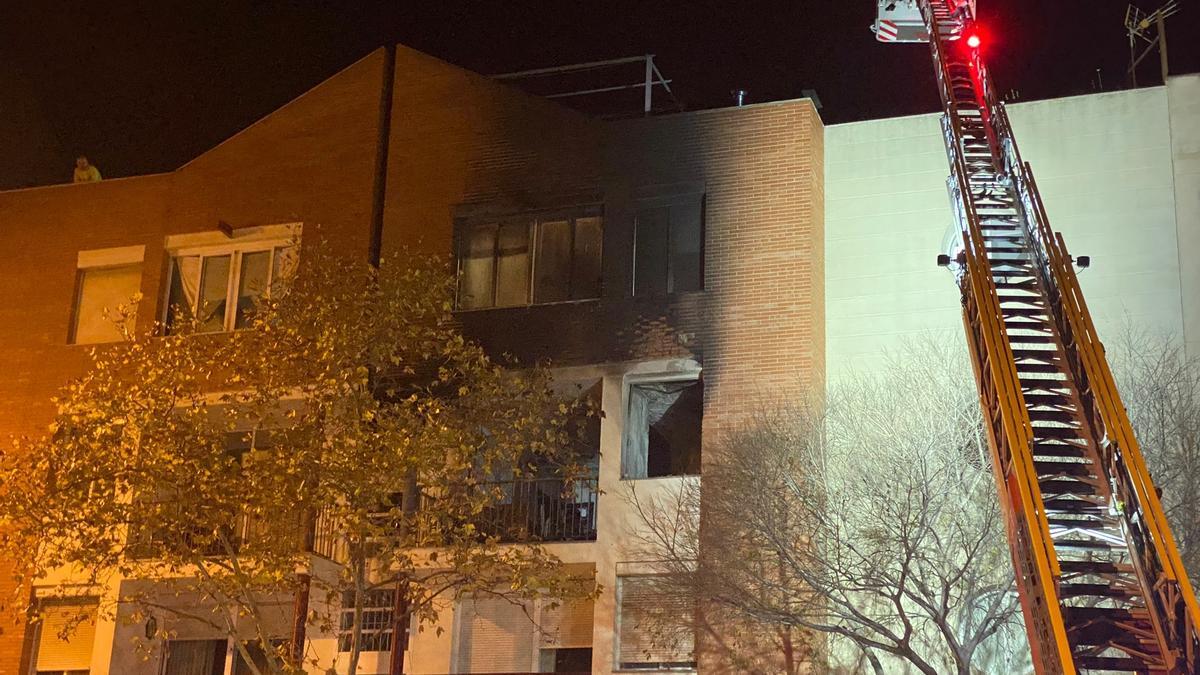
[{"left": 0, "top": 244, "right": 592, "bottom": 674}]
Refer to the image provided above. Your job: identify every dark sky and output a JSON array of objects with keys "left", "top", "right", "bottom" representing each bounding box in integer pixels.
[{"left": 1, "top": 1, "right": 1197, "bottom": 190}]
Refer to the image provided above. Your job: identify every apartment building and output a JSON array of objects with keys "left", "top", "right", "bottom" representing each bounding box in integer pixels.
[{"left": 0, "top": 44, "right": 823, "bottom": 675}]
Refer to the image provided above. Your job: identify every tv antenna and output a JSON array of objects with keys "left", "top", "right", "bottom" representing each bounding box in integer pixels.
[{"left": 1125, "top": 1, "right": 1179, "bottom": 87}]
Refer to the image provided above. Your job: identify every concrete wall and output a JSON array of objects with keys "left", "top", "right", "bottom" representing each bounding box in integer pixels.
[{"left": 826, "top": 82, "right": 1197, "bottom": 382}]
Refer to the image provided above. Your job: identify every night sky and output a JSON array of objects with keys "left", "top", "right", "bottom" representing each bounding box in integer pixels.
[{"left": 2, "top": 1, "right": 1197, "bottom": 190}]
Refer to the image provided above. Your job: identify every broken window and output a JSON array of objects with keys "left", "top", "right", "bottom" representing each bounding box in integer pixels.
[
  {"left": 456, "top": 208, "right": 603, "bottom": 309},
  {"left": 164, "top": 243, "right": 296, "bottom": 334},
  {"left": 634, "top": 194, "right": 703, "bottom": 296},
  {"left": 622, "top": 379, "right": 703, "bottom": 479}
]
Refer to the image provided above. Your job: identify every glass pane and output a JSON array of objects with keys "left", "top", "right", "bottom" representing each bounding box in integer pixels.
[
  {"left": 669, "top": 200, "right": 703, "bottom": 292},
  {"left": 198, "top": 255, "right": 232, "bottom": 332},
  {"left": 534, "top": 219, "right": 571, "bottom": 304},
  {"left": 571, "top": 216, "right": 603, "bottom": 300},
  {"left": 495, "top": 221, "right": 531, "bottom": 307},
  {"left": 164, "top": 639, "right": 226, "bottom": 675},
  {"left": 459, "top": 225, "right": 496, "bottom": 309},
  {"left": 165, "top": 256, "right": 201, "bottom": 334},
  {"left": 72, "top": 264, "right": 141, "bottom": 344},
  {"left": 634, "top": 207, "right": 669, "bottom": 297},
  {"left": 234, "top": 250, "right": 271, "bottom": 328}
]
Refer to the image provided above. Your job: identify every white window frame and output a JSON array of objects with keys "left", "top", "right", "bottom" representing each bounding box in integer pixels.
[
  {"left": 162, "top": 240, "right": 292, "bottom": 334},
  {"left": 70, "top": 245, "right": 146, "bottom": 345}
]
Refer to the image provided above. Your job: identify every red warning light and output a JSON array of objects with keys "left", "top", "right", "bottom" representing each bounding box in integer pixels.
[{"left": 966, "top": 33, "right": 981, "bottom": 49}]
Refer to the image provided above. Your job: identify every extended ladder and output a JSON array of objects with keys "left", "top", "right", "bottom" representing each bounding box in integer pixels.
[{"left": 907, "top": 1, "right": 1200, "bottom": 672}]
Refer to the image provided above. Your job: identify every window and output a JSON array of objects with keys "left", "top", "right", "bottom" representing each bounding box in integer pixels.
[
  {"left": 33, "top": 599, "right": 98, "bottom": 675},
  {"left": 622, "top": 379, "right": 703, "bottom": 479},
  {"left": 231, "top": 640, "right": 287, "bottom": 675},
  {"left": 338, "top": 589, "right": 396, "bottom": 653},
  {"left": 164, "top": 244, "right": 296, "bottom": 334},
  {"left": 616, "top": 576, "right": 695, "bottom": 671},
  {"left": 454, "top": 595, "right": 593, "bottom": 674},
  {"left": 70, "top": 250, "right": 143, "bottom": 345},
  {"left": 457, "top": 209, "right": 603, "bottom": 309},
  {"left": 539, "top": 647, "right": 592, "bottom": 673},
  {"left": 633, "top": 195, "right": 703, "bottom": 296},
  {"left": 161, "top": 639, "right": 227, "bottom": 675}
]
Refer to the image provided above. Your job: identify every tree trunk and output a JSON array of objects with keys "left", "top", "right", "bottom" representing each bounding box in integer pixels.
[{"left": 346, "top": 551, "right": 367, "bottom": 675}]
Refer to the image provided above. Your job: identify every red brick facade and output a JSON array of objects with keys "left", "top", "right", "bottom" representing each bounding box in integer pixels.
[{"left": 0, "top": 44, "right": 822, "bottom": 673}]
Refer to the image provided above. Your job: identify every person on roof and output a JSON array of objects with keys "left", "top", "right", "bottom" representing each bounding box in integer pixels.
[{"left": 73, "top": 156, "right": 102, "bottom": 183}]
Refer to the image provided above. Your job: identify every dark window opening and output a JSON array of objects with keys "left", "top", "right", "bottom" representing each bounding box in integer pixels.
[
  {"left": 540, "top": 646, "right": 593, "bottom": 673},
  {"left": 623, "top": 379, "right": 703, "bottom": 479},
  {"left": 634, "top": 195, "right": 703, "bottom": 296}
]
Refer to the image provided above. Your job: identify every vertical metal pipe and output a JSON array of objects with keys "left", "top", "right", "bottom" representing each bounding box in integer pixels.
[
  {"left": 1158, "top": 13, "right": 1169, "bottom": 85},
  {"left": 644, "top": 55, "right": 653, "bottom": 115}
]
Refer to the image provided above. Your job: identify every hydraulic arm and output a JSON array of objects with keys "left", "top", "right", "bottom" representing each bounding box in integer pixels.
[{"left": 883, "top": 1, "right": 1200, "bottom": 671}]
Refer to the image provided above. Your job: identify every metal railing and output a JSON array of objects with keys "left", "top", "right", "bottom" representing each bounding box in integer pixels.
[{"left": 475, "top": 477, "right": 598, "bottom": 543}]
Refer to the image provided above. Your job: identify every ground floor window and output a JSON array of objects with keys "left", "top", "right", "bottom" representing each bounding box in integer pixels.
[
  {"left": 539, "top": 646, "right": 592, "bottom": 672},
  {"left": 33, "top": 599, "right": 98, "bottom": 675},
  {"left": 454, "top": 595, "right": 594, "bottom": 673},
  {"left": 617, "top": 575, "right": 696, "bottom": 671},
  {"left": 161, "top": 639, "right": 226, "bottom": 675},
  {"left": 338, "top": 588, "right": 396, "bottom": 652}
]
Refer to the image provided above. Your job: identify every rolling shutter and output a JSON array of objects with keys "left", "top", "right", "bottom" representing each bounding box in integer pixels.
[
  {"left": 456, "top": 597, "right": 535, "bottom": 673},
  {"left": 35, "top": 600, "right": 98, "bottom": 672},
  {"left": 540, "top": 597, "right": 593, "bottom": 649},
  {"left": 617, "top": 576, "right": 695, "bottom": 669}
]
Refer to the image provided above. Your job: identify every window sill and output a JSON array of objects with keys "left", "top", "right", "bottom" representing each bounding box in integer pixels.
[
  {"left": 454, "top": 297, "right": 602, "bottom": 314},
  {"left": 619, "top": 474, "right": 701, "bottom": 482}
]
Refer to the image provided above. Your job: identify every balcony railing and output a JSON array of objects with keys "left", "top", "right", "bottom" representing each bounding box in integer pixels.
[
  {"left": 127, "top": 476, "right": 598, "bottom": 563},
  {"left": 311, "top": 476, "right": 598, "bottom": 562},
  {"left": 476, "top": 477, "right": 598, "bottom": 543}
]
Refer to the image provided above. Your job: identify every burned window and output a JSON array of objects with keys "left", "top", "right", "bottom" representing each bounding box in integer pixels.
[
  {"left": 622, "top": 379, "right": 702, "bottom": 479},
  {"left": 456, "top": 208, "right": 603, "bottom": 309},
  {"left": 634, "top": 194, "right": 703, "bottom": 296}
]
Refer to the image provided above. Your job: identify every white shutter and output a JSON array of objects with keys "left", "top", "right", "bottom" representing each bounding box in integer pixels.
[
  {"left": 456, "top": 597, "right": 535, "bottom": 673},
  {"left": 617, "top": 576, "right": 695, "bottom": 669},
  {"left": 35, "top": 600, "right": 98, "bottom": 672},
  {"left": 540, "top": 597, "right": 593, "bottom": 649},
  {"left": 72, "top": 264, "right": 141, "bottom": 344}
]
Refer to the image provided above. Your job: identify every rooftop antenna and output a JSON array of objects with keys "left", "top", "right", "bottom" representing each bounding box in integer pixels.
[{"left": 1124, "top": 1, "right": 1179, "bottom": 87}]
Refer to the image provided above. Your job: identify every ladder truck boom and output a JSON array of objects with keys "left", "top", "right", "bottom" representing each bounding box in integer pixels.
[{"left": 876, "top": 1, "right": 1200, "bottom": 672}]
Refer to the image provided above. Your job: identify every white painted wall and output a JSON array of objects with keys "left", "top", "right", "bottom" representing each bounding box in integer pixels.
[
  {"left": 1169, "top": 74, "right": 1200, "bottom": 355},
  {"left": 826, "top": 82, "right": 1198, "bottom": 382}
]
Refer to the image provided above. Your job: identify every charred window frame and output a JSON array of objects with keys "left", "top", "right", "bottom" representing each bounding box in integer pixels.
[
  {"left": 455, "top": 206, "right": 604, "bottom": 310},
  {"left": 633, "top": 193, "right": 704, "bottom": 297},
  {"left": 622, "top": 377, "right": 703, "bottom": 479}
]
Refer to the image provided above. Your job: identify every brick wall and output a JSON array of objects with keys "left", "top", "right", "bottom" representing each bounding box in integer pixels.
[{"left": 0, "top": 42, "right": 824, "bottom": 673}]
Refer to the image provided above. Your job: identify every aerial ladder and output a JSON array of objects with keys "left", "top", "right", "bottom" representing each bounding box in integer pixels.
[{"left": 872, "top": 1, "right": 1200, "bottom": 672}]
